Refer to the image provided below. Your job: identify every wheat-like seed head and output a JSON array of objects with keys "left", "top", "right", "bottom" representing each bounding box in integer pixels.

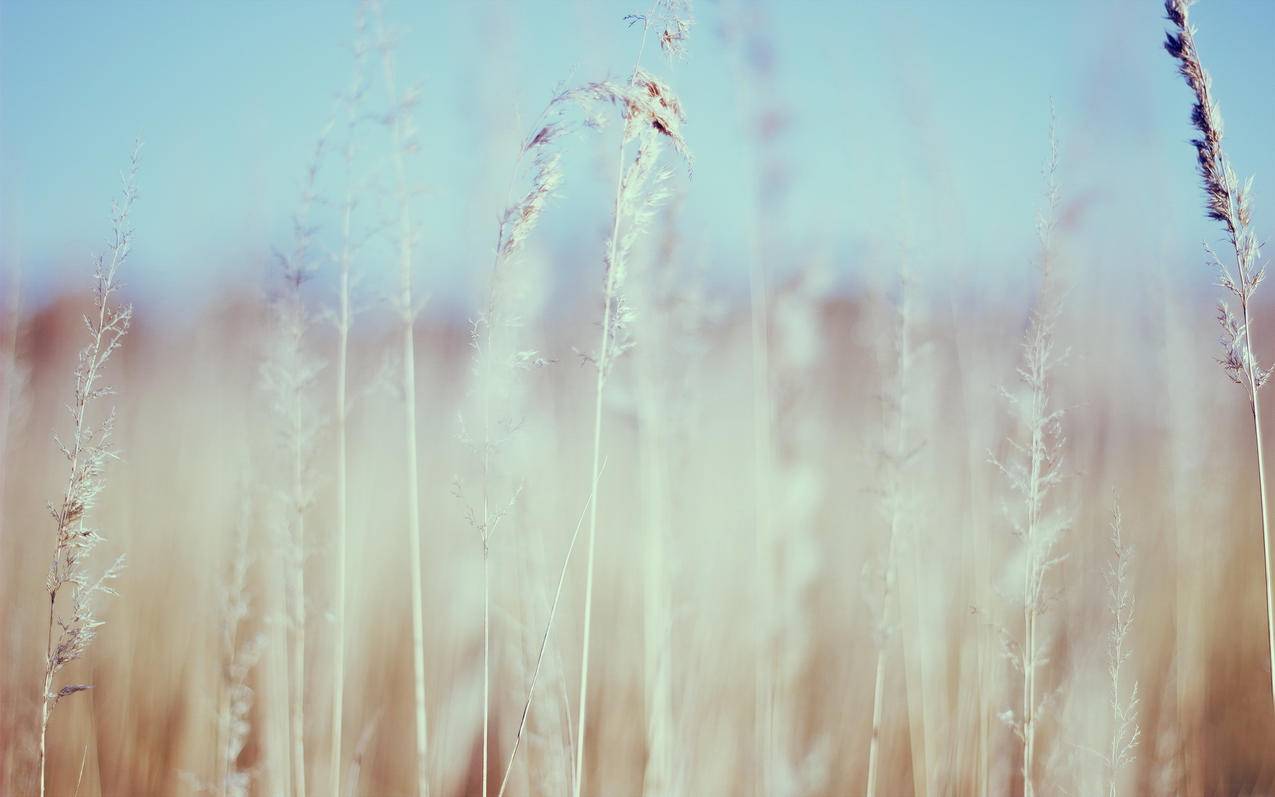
[
  {"left": 1164, "top": 0, "right": 1269, "bottom": 389},
  {"left": 43, "top": 141, "right": 141, "bottom": 703}
]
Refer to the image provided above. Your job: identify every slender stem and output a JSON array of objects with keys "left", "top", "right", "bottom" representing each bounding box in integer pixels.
[
  {"left": 476, "top": 110, "right": 549, "bottom": 797},
  {"left": 40, "top": 595, "right": 54, "bottom": 797},
  {"left": 291, "top": 401, "right": 308, "bottom": 797},
  {"left": 1021, "top": 372, "right": 1045, "bottom": 797},
  {"left": 374, "top": 13, "right": 431, "bottom": 792},
  {"left": 865, "top": 650, "right": 885, "bottom": 797},
  {"left": 483, "top": 546, "right": 491, "bottom": 797},
  {"left": 748, "top": 216, "right": 774, "bottom": 797},
  {"left": 868, "top": 279, "right": 910, "bottom": 797},
  {"left": 40, "top": 215, "right": 130, "bottom": 797},
  {"left": 331, "top": 207, "right": 351, "bottom": 797},
  {"left": 573, "top": 311, "right": 613, "bottom": 797},
  {"left": 573, "top": 16, "right": 654, "bottom": 797},
  {"left": 1165, "top": 0, "right": 1275, "bottom": 714},
  {"left": 480, "top": 248, "right": 494, "bottom": 797},
  {"left": 402, "top": 271, "right": 429, "bottom": 797},
  {"left": 1234, "top": 230, "right": 1275, "bottom": 705},
  {"left": 498, "top": 465, "right": 603, "bottom": 797},
  {"left": 1244, "top": 337, "right": 1275, "bottom": 709},
  {"left": 898, "top": 540, "right": 929, "bottom": 797},
  {"left": 637, "top": 331, "right": 672, "bottom": 797},
  {"left": 977, "top": 503, "right": 991, "bottom": 797}
]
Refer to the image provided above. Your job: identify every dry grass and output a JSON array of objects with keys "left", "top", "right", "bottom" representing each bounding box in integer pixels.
[
  {"left": 8, "top": 3, "right": 1275, "bottom": 797},
  {"left": 36, "top": 142, "right": 140, "bottom": 797},
  {"left": 1163, "top": 0, "right": 1275, "bottom": 713}
]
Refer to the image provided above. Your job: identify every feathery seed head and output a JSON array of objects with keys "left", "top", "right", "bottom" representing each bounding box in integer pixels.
[{"left": 655, "top": 0, "right": 693, "bottom": 59}]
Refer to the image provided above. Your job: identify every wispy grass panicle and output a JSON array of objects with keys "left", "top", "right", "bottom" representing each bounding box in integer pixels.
[
  {"left": 1163, "top": 0, "right": 1275, "bottom": 710},
  {"left": 38, "top": 140, "right": 141, "bottom": 797},
  {"left": 1103, "top": 497, "right": 1140, "bottom": 797},
  {"left": 990, "top": 123, "right": 1070, "bottom": 797},
  {"left": 571, "top": 6, "right": 693, "bottom": 795},
  {"left": 863, "top": 248, "right": 924, "bottom": 797},
  {"left": 497, "top": 118, "right": 567, "bottom": 263},
  {"left": 218, "top": 505, "right": 269, "bottom": 797},
  {"left": 455, "top": 87, "right": 573, "bottom": 797},
  {"left": 263, "top": 112, "right": 335, "bottom": 797},
  {"left": 182, "top": 498, "right": 268, "bottom": 797}
]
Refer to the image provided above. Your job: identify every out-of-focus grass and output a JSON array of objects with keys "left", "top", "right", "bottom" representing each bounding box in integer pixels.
[{"left": 1, "top": 276, "right": 1273, "bottom": 795}]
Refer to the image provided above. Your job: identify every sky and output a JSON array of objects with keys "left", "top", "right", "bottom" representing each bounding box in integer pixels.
[{"left": 3, "top": 0, "right": 1275, "bottom": 317}]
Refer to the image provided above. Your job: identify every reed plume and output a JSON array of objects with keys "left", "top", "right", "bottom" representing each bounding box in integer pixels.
[
  {"left": 38, "top": 141, "right": 140, "bottom": 797},
  {"left": 572, "top": 4, "right": 692, "bottom": 794},
  {"left": 493, "top": 43, "right": 697, "bottom": 793},
  {"left": 1163, "top": 0, "right": 1275, "bottom": 710}
]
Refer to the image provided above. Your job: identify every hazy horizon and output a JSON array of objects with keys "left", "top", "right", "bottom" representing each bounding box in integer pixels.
[{"left": 5, "top": 1, "right": 1275, "bottom": 316}]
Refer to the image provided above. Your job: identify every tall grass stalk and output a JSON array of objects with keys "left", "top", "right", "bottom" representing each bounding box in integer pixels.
[
  {"left": 0, "top": 264, "right": 26, "bottom": 792},
  {"left": 329, "top": 13, "right": 370, "bottom": 795},
  {"left": 572, "top": 5, "right": 691, "bottom": 793},
  {"left": 574, "top": 48, "right": 652, "bottom": 797},
  {"left": 460, "top": 93, "right": 566, "bottom": 797},
  {"left": 747, "top": 155, "right": 777, "bottom": 797},
  {"left": 370, "top": 4, "right": 431, "bottom": 792},
  {"left": 38, "top": 142, "right": 140, "bottom": 797},
  {"left": 510, "top": 499, "right": 575, "bottom": 797},
  {"left": 265, "top": 122, "right": 332, "bottom": 797},
  {"left": 1163, "top": 0, "right": 1275, "bottom": 709},
  {"left": 991, "top": 125, "right": 1068, "bottom": 797},
  {"left": 498, "top": 461, "right": 606, "bottom": 797},
  {"left": 865, "top": 252, "right": 919, "bottom": 797},
  {"left": 1103, "top": 497, "right": 1140, "bottom": 797},
  {"left": 194, "top": 497, "right": 267, "bottom": 797},
  {"left": 637, "top": 345, "right": 676, "bottom": 797}
]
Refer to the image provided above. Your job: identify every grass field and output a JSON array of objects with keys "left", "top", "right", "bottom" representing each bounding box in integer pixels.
[{"left": 3, "top": 1, "right": 1275, "bottom": 795}]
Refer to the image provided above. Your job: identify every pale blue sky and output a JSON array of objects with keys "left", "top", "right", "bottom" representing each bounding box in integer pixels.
[{"left": 3, "top": 1, "right": 1275, "bottom": 315}]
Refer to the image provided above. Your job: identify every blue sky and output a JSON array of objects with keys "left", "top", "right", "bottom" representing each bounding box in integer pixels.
[{"left": 3, "top": 1, "right": 1275, "bottom": 315}]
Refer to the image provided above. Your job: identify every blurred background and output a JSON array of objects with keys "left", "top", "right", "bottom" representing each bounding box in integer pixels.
[{"left": 4, "top": 0, "right": 1275, "bottom": 795}]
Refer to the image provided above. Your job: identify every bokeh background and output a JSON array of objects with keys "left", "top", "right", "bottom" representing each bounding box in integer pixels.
[{"left": 4, "top": 0, "right": 1275, "bottom": 795}]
